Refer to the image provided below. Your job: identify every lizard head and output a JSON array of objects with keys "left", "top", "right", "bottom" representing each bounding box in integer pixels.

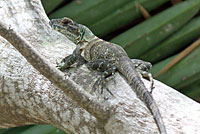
[{"left": 49, "top": 17, "right": 93, "bottom": 44}]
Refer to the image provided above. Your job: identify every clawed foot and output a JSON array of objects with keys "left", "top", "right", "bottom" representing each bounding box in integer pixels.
[
  {"left": 92, "top": 73, "right": 114, "bottom": 96},
  {"left": 132, "top": 59, "right": 155, "bottom": 93},
  {"left": 86, "top": 59, "right": 117, "bottom": 96}
]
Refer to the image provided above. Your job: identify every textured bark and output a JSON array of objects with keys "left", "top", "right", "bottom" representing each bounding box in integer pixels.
[{"left": 0, "top": 0, "right": 200, "bottom": 134}]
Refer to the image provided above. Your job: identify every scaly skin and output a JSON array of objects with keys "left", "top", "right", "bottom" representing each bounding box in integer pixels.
[{"left": 49, "top": 17, "right": 167, "bottom": 134}]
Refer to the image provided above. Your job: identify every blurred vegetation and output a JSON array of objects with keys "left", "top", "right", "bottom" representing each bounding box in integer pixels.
[
  {"left": 0, "top": 125, "right": 66, "bottom": 134},
  {"left": 2, "top": 0, "right": 200, "bottom": 133}
]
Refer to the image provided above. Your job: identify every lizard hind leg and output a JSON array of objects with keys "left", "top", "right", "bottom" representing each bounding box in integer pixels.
[
  {"left": 137, "top": 70, "right": 154, "bottom": 93},
  {"left": 131, "top": 59, "right": 154, "bottom": 93},
  {"left": 86, "top": 59, "right": 117, "bottom": 95}
]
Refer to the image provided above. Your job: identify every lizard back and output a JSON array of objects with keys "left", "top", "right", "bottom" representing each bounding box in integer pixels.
[{"left": 84, "top": 36, "right": 167, "bottom": 134}]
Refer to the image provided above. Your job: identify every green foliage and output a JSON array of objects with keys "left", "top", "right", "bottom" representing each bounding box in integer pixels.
[
  {"left": 0, "top": 125, "right": 33, "bottom": 134},
  {"left": 41, "top": 0, "right": 65, "bottom": 14},
  {"left": 0, "top": 125, "right": 67, "bottom": 134},
  {"left": 49, "top": 0, "right": 133, "bottom": 25},
  {"left": 111, "top": 0, "right": 200, "bottom": 58},
  {"left": 140, "top": 16, "right": 200, "bottom": 63},
  {"left": 90, "top": 0, "right": 169, "bottom": 36},
  {"left": 155, "top": 45, "right": 200, "bottom": 88}
]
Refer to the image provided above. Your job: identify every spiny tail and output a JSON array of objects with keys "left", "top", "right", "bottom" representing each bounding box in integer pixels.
[{"left": 118, "top": 56, "right": 167, "bottom": 134}]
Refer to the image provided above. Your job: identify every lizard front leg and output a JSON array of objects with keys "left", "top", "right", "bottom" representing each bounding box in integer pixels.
[
  {"left": 86, "top": 59, "right": 117, "bottom": 95},
  {"left": 57, "top": 45, "right": 86, "bottom": 71}
]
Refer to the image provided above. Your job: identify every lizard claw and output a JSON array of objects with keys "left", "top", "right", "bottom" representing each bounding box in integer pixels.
[{"left": 91, "top": 74, "right": 113, "bottom": 96}]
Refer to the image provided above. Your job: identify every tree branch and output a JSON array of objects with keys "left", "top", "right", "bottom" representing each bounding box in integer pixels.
[{"left": 0, "top": 21, "right": 111, "bottom": 122}]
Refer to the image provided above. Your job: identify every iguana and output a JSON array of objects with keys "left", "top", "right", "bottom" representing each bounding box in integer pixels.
[{"left": 49, "top": 17, "right": 167, "bottom": 134}]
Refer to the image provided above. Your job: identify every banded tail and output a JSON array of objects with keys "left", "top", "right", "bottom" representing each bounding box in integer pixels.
[{"left": 118, "top": 56, "right": 167, "bottom": 134}]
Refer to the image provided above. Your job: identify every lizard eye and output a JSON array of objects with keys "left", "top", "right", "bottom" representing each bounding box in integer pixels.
[{"left": 61, "top": 18, "right": 73, "bottom": 25}]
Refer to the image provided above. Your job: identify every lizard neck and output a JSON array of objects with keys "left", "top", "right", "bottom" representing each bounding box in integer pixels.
[
  {"left": 80, "top": 35, "right": 99, "bottom": 61},
  {"left": 81, "top": 25, "right": 96, "bottom": 42}
]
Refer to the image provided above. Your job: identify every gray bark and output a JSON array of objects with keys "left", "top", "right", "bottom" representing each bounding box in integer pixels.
[{"left": 0, "top": 0, "right": 200, "bottom": 134}]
